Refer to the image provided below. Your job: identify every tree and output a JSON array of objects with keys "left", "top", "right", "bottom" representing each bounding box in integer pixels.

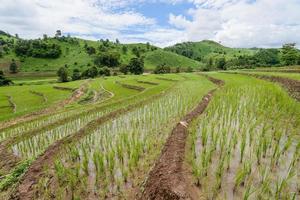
[
  {"left": 186, "top": 66, "right": 193, "bottom": 73},
  {"left": 57, "top": 67, "right": 69, "bottom": 82},
  {"left": 175, "top": 66, "right": 180, "bottom": 73},
  {"left": 43, "top": 34, "right": 48, "bottom": 40},
  {"left": 99, "top": 67, "right": 111, "bottom": 76},
  {"left": 9, "top": 60, "right": 18, "bottom": 73},
  {"left": 122, "top": 46, "right": 128, "bottom": 54},
  {"left": 206, "top": 57, "right": 214, "bottom": 69},
  {"left": 146, "top": 42, "right": 150, "bottom": 50},
  {"left": 88, "top": 66, "right": 98, "bottom": 78},
  {"left": 128, "top": 58, "right": 144, "bottom": 75},
  {"left": 255, "top": 49, "right": 279, "bottom": 66},
  {"left": 0, "top": 70, "right": 13, "bottom": 86},
  {"left": 119, "top": 65, "right": 129, "bottom": 75},
  {"left": 216, "top": 57, "right": 226, "bottom": 70},
  {"left": 154, "top": 63, "right": 171, "bottom": 74},
  {"left": 132, "top": 47, "right": 140, "bottom": 57},
  {"left": 281, "top": 43, "right": 299, "bottom": 65},
  {"left": 116, "top": 39, "right": 120, "bottom": 44},
  {"left": 86, "top": 46, "right": 96, "bottom": 55},
  {"left": 55, "top": 30, "right": 62, "bottom": 38},
  {"left": 94, "top": 51, "right": 120, "bottom": 67},
  {"left": 72, "top": 69, "right": 81, "bottom": 81}
]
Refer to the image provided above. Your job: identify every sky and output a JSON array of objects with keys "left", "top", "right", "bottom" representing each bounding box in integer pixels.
[{"left": 1, "top": 0, "right": 300, "bottom": 48}]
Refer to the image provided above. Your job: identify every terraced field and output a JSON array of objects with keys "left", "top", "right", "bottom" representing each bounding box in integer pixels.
[{"left": 0, "top": 71, "right": 299, "bottom": 200}]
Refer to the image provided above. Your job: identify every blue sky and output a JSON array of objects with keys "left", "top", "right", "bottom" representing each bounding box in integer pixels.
[{"left": 1, "top": 0, "right": 300, "bottom": 48}]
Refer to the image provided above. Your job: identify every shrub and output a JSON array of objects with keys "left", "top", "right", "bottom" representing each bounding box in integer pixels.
[
  {"left": 154, "top": 64, "right": 171, "bottom": 74},
  {"left": 119, "top": 65, "right": 129, "bottom": 75},
  {"left": 9, "top": 60, "right": 18, "bottom": 73},
  {"left": 57, "top": 67, "right": 69, "bottom": 82},
  {"left": 72, "top": 69, "right": 81, "bottom": 81},
  {"left": 94, "top": 51, "right": 120, "bottom": 68},
  {"left": 99, "top": 67, "right": 111, "bottom": 76},
  {"left": 128, "top": 57, "right": 144, "bottom": 75}
]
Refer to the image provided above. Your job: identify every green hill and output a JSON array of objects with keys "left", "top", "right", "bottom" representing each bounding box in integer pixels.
[
  {"left": 144, "top": 49, "right": 200, "bottom": 70},
  {"left": 0, "top": 32, "right": 200, "bottom": 75},
  {"left": 165, "top": 40, "right": 257, "bottom": 63}
]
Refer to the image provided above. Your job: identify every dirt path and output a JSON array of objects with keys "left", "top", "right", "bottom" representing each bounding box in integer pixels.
[
  {"left": 0, "top": 81, "right": 89, "bottom": 131},
  {"left": 10, "top": 86, "right": 174, "bottom": 200},
  {"left": 238, "top": 73, "right": 300, "bottom": 101},
  {"left": 140, "top": 76, "right": 224, "bottom": 200}
]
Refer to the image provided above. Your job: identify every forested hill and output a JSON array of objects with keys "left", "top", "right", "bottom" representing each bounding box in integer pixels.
[
  {"left": 0, "top": 31, "right": 199, "bottom": 74},
  {"left": 1, "top": 31, "right": 299, "bottom": 75},
  {"left": 165, "top": 40, "right": 300, "bottom": 70}
]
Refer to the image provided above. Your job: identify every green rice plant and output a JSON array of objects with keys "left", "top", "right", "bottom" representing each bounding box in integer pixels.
[
  {"left": 0, "top": 159, "right": 32, "bottom": 191},
  {"left": 240, "top": 132, "right": 247, "bottom": 163},
  {"left": 233, "top": 160, "right": 251, "bottom": 192},
  {"left": 54, "top": 160, "right": 66, "bottom": 186},
  {"left": 215, "top": 155, "right": 225, "bottom": 190},
  {"left": 201, "top": 126, "right": 208, "bottom": 147},
  {"left": 82, "top": 146, "right": 89, "bottom": 176}
]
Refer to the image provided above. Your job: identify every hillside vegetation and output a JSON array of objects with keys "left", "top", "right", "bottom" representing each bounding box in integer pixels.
[
  {"left": 165, "top": 40, "right": 300, "bottom": 70},
  {"left": 0, "top": 32, "right": 200, "bottom": 75}
]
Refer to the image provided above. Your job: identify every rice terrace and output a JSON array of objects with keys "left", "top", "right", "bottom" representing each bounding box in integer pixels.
[{"left": 1, "top": 0, "right": 300, "bottom": 200}]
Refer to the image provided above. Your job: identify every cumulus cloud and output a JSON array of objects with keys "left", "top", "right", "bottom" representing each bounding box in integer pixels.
[
  {"left": 0, "top": 0, "right": 155, "bottom": 39},
  {"left": 169, "top": 0, "right": 300, "bottom": 47},
  {"left": 0, "top": 0, "right": 299, "bottom": 48}
]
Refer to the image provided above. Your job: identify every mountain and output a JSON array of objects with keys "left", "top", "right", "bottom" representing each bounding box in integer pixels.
[
  {"left": 164, "top": 40, "right": 257, "bottom": 63},
  {"left": 144, "top": 49, "right": 200, "bottom": 70},
  {"left": 0, "top": 32, "right": 200, "bottom": 74}
]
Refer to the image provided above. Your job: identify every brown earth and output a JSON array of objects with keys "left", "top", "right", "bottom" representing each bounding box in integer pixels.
[
  {"left": 139, "top": 76, "right": 224, "bottom": 200},
  {"left": 10, "top": 85, "right": 174, "bottom": 200}
]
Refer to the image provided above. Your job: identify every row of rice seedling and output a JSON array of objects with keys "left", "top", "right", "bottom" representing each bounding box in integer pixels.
[
  {"left": 0, "top": 75, "right": 166, "bottom": 142},
  {"left": 9, "top": 78, "right": 168, "bottom": 159},
  {"left": 0, "top": 75, "right": 176, "bottom": 197},
  {"left": 34, "top": 75, "right": 215, "bottom": 199},
  {"left": 188, "top": 73, "right": 300, "bottom": 199}
]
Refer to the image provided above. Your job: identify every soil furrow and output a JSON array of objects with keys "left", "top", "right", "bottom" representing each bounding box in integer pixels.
[
  {"left": 140, "top": 76, "right": 223, "bottom": 200},
  {"left": 10, "top": 86, "right": 173, "bottom": 200}
]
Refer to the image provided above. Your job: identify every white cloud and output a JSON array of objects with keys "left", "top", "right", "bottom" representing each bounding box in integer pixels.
[
  {"left": 0, "top": 0, "right": 155, "bottom": 40},
  {"left": 169, "top": 0, "right": 300, "bottom": 47},
  {"left": 0, "top": 0, "right": 300, "bottom": 48}
]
